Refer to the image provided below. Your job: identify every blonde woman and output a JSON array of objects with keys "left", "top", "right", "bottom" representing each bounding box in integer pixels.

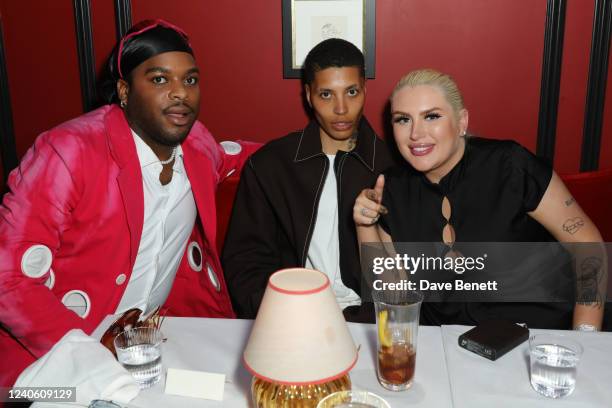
[{"left": 354, "top": 69, "right": 605, "bottom": 330}]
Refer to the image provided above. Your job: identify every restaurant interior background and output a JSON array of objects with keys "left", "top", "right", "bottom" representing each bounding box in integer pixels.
[{"left": 0, "top": 0, "right": 610, "bottom": 193}]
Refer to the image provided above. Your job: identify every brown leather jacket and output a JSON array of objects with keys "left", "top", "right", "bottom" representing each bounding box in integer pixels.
[{"left": 222, "top": 117, "right": 395, "bottom": 320}]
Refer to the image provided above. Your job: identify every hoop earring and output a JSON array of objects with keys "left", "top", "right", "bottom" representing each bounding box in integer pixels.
[{"left": 120, "top": 100, "right": 127, "bottom": 109}]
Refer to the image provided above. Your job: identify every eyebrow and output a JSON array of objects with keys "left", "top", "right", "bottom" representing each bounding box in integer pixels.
[
  {"left": 391, "top": 107, "right": 443, "bottom": 116},
  {"left": 144, "top": 66, "right": 200, "bottom": 75},
  {"left": 144, "top": 67, "right": 169, "bottom": 75},
  {"left": 317, "top": 83, "right": 361, "bottom": 92}
]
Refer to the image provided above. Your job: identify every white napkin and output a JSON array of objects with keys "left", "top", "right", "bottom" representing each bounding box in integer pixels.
[{"left": 15, "top": 329, "right": 139, "bottom": 406}]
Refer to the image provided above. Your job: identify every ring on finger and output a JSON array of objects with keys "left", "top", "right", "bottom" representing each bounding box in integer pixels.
[{"left": 361, "top": 207, "right": 368, "bottom": 217}]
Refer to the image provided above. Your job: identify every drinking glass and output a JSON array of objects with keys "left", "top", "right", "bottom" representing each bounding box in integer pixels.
[
  {"left": 114, "top": 327, "right": 164, "bottom": 389},
  {"left": 529, "top": 334, "right": 583, "bottom": 398},
  {"left": 372, "top": 290, "right": 423, "bottom": 391},
  {"left": 316, "top": 390, "right": 390, "bottom": 408}
]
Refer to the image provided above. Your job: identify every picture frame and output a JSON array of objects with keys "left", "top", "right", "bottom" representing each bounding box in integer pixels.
[{"left": 282, "top": 0, "right": 376, "bottom": 79}]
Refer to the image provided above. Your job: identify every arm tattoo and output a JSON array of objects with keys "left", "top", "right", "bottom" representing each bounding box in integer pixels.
[
  {"left": 562, "top": 217, "right": 584, "bottom": 235},
  {"left": 564, "top": 197, "right": 576, "bottom": 207},
  {"left": 576, "top": 256, "right": 604, "bottom": 304}
]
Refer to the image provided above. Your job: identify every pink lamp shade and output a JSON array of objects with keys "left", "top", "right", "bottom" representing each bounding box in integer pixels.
[{"left": 243, "top": 268, "right": 358, "bottom": 385}]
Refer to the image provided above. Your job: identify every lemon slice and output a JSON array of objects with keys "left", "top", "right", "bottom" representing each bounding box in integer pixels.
[{"left": 378, "top": 310, "right": 392, "bottom": 348}]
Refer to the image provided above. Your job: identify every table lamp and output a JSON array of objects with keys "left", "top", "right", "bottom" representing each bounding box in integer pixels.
[{"left": 243, "top": 268, "right": 358, "bottom": 407}]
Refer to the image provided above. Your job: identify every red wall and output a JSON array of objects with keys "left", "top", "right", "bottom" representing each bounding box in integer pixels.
[
  {"left": 1, "top": 0, "right": 82, "bottom": 157},
  {"left": 0, "top": 7, "right": 4, "bottom": 188},
  {"left": 91, "top": 0, "right": 117, "bottom": 78},
  {"left": 376, "top": 0, "right": 550, "bottom": 151},
  {"left": 130, "top": 0, "right": 548, "bottom": 151},
  {"left": 1, "top": 0, "right": 611, "bottom": 174},
  {"left": 131, "top": 0, "right": 307, "bottom": 142}
]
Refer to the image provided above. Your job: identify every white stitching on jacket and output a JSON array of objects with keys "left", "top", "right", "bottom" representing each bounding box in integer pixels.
[{"left": 301, "top": 158, "right": 328, "bottom": 265}]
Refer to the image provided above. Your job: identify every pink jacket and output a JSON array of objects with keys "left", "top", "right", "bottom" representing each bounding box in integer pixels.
[{"left": 0, "top": 105, "right": 258, "bottom": 386}]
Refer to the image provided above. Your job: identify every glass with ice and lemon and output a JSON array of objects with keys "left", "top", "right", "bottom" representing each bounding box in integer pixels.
[{"left": 372, "top": 290, "right": 423, "bottom": 391}]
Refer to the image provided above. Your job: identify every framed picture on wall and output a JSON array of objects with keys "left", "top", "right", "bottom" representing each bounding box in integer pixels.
[{"left": 282, "top": 0, "right": 376, "bottom": 79}]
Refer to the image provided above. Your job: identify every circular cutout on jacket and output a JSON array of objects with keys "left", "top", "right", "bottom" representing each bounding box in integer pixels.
[
  {"left": 220, "top": 141, "right": 242, "bottom": 155},
  {"left": 61, "top": 289, "right": 91, "bottom": 318},
  {"left": 44, "top": 269, "right": 55, "bottom": 289},
  {"left": 21, "top": 245, "right": 53, "bottom": 278},
  {"left": 188, "top": 241, "right": 203, "bottom": 272},
  {"left": 207, "top": 263, "right": 221, "bottom": 292}
]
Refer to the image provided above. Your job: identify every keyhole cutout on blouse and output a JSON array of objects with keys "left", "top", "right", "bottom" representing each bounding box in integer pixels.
[{"left": 441, "top": 196, "right": 462, "bottom": 259}]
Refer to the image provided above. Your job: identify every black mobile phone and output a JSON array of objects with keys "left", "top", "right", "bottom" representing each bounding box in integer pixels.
[{"left": 458, "top": 320, "right": 529, "bottom": 361}]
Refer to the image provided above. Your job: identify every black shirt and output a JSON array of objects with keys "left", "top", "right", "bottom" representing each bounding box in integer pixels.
[{"left": 379, "top": 137, "right": 573, "bottom": 329}]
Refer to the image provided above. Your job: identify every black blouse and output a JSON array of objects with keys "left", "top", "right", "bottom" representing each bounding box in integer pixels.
[{"left": 379, "top": 137, "right": 573, "bottom": 329}]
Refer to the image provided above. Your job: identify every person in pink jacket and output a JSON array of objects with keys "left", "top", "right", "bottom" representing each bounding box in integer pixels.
[{"left": 0, "top": 19, "right": 258, "bottom": 388}]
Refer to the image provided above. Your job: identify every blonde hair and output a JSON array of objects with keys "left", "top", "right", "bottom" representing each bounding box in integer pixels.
[{"left": 391, "top": 69, "right": 465, "bottom": 114}]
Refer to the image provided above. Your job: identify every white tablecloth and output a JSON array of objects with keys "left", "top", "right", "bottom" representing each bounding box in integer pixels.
[
  {"left": 30, "top": 317, "right": 612, "bottom": 407},
  {"left": 92, "top": 317, "right": 452, "bottom": 407},
  {"left": 88, "top": 318, "right": 612, "bottom": 407},
  {"left": 441, "top": 325, "right": 612, "bottom": 408}
]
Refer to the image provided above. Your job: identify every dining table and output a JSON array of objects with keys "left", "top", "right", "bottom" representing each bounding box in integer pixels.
[{"left": 83, "top": 316, "right": 612, "bottom": 407}]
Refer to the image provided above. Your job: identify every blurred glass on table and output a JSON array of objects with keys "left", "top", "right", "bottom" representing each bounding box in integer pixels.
[{"left": 316, "top": 390, "right": 390, "bottom": 408}]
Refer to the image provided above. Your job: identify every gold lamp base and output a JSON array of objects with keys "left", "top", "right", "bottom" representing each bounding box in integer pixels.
[{"left": 251, "top": 374, "right": 351, "bottom": 408}]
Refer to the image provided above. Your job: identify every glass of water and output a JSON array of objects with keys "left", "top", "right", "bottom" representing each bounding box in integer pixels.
[
  {"left": 317, "top": 390, "right": 390, "bottom": 408},
  {"left": 114, "top": 327, "right": 164, "bottom": 389},
  {"left": 529, "top": 334, "right": 583, "bottom": 398}
]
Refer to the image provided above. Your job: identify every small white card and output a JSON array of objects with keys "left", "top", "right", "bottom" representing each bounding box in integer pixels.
[{"left": 165, "top": 368, "right": 225, "bottom": 401}]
